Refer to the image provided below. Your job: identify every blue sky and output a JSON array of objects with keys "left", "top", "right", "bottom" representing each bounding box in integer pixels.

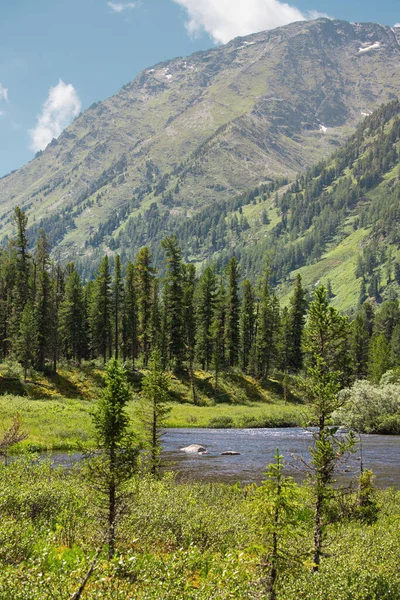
[{"left": 0, "top": 0, "right": 399, "bottom": 177}]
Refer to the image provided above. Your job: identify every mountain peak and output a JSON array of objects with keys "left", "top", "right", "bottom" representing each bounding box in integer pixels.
[{"left": 0, "top": 18, "right": 399, "bottom": 272}]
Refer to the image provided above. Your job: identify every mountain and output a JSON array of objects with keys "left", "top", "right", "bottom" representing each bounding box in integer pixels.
[
  {"left": 231, "top": 99, "right": 400, "bottom": 314},
  {"left": 0, "top": 18, "right": 400, "bottom": 271},
  {"left": 125, "top": 98, "right": 398, "bottom": 314}
]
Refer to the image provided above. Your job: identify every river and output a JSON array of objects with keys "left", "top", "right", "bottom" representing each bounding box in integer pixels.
[{"left": 46, "top": 427, "right": 400, "bottom": 489}]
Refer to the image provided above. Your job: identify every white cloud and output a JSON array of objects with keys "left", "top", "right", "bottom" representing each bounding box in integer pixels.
[
  {"left": 108, "top": 2, "right": 137, "bottom": 12},
  {"left": 307, "top": 10, "right": 332, "bottom": 20},
  {"left": 172, "top": 0, "right": 331, "bottom": 44},
  {"left": 0, "top": 83, "right": 8, "bottom": 103},
  {"left": 29, "top": 80, "right": 81, "bottom": 153}
]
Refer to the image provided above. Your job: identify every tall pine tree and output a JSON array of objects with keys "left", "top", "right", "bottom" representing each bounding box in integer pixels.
[
  {"left": 195, "top": 267, "right": 216, "bottom": 371},
  {"left": 287, "top": 274, "right": 307, "bottom": 373},
  {"left": 122, "top": 262, "right": 138, "bottom": 366},
  {"left": 59, "top": 267, "right": 89, "bottom": 363},
  {"left": 182, "top": 264, "right": 197, "bottom": 403},
  {"left": 212, "top": 278, "right": 227, "bottom": 391},
  {"left": 112, "top": 255, "right": 123, "bottom": 359},
  {"left": 161, "top": 236, "right": 184, "bottom": 369},
  {"left": 225, "top": 257, "right": 240, "bottom": 368},
  {"left": 90, "top": 256, "right": 112, "bottom": 363},
  {"left": 240, "top": 279, "right": 255, "bottom": 372},
  {"left": 135, "top": 247, "right": 154, "bottom": 365},
  {"left": 33, "top": 230, "right": 52, "bottom": 370}
]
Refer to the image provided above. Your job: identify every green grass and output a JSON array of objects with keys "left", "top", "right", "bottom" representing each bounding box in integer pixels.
[
  {"left": 0, "top": 363, "right": 305, "bottom": 452},
  {"left": 280, "top": 225, "right": 370, "bottom": 313},
  {"left": 166, "top": 402, "right": 304, "bottom": 429},
  {"left": 0, "top": 395, "right": 95, "bottom": 452}
]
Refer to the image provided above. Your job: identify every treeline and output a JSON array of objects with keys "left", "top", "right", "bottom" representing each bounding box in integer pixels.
[
  {"left": 215, "top": 100, "right": 400, "bottom": 285},
  {"left": 0, "top": 207, "right": 306, "bottom": 384},
  {"left": 1, "top": 207, "right": 399, "bottom": 390}
]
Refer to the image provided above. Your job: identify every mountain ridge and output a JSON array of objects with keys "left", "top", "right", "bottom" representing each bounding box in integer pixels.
[{"left": 0, "top": 18, "right": 400, "bottom": 274}]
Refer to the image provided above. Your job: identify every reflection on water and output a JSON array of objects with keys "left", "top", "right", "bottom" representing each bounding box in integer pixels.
[{"left": 39, "top": 428, "right": 400, "bottom": 489}]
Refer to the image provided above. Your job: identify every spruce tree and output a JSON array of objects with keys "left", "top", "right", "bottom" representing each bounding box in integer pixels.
[
  {"left": 12, "top": 207, "right": 30, "bottom": 315},
  {"left": 253, "top": 449, "right": 302, "bottom": 600},
  {"left": 122, "top": 262, "right": 137, "bottom": 366},
  {"left": 195, "top": 267, "right": 216, "bottom": 371},
  {"left": 59, "top": 268, "right": 88, "bottom": 363},
  {"left": 351, "top": 313, "right": 370, "bottom": 380},
  {"left": 0, "top": 249, "right": 17, "bottom": 360},
  {"left": 287, "top": 274, "right": 307, "bottom": 373},
  {"left": 112, "top": 255, "right": 123, "bottom": 359},
  {"left": 279, "top": 306, "right": 292, "bottom": 400},
  {"left": 303, "top": 357, "right": 355, "bottom": 572},
  {"left": 302, "top": 287, "right": 355, "bottom": 572},
  {"left": 33, "top": 230, "right": 52, "bottom": 370},
  {"left": 303, "top": 285, "right": 350, "bottom": 385},
  {"left": 212, "top": 278, "right": 227, "bottom": 392},
  {"left": 374, "top": 299, "right": 399, "bottom": 341},
  {"left": 50, "top": 264, "right": 64, "bottom": 372},
  {"left": 240, "top": 279, "right": 255, "bottom": 372},
  {"left": 326, "top": 279, "right": 333, "bottom": 300},
  {"left": 139, "top": 349, "right": 170, "bottom": 476},
  {"left": 150, "top": 279, "right": 162, "bottom": 356},
  {"left": 255, "top": 273, "right": 280, "bottom": 379},
  {"left": 11, "top": 208, "right": 31, "bottom": 345},
  {"left": 182, "top": 264, "right": 197, "bottom": 403},
  {"left": 84, "top": 280, "right": 96, "bottom": 360},
  {"left": 135, "top": 247, "right": 154, "bottom": 365},
  {"left": 90, "top": 256, "right": 112, "bottom": 363},
  {"left": 225, "top": 257, "right": 240, "bottom": 367},
  {"left": 90, "top": 359, "right": 137, "bottom": 559},
  {"left": 359, "top": 279, "right": 367, "bottom": 306},
  {"left": 161, "top": 236, "right": 184, "bottom": 369}
]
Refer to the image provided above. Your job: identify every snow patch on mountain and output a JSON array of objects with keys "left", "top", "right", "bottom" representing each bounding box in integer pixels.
[{"left": 358, "top": 42, "right": 381, "bottom": 53}]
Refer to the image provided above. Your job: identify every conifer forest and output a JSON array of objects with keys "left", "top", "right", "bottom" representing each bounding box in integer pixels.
[
  {"left": 0, "top": 204, "right": 399, "bottom": 599},
  {"left": 1, "top": 15, "right": 400, "bottom": 600}
]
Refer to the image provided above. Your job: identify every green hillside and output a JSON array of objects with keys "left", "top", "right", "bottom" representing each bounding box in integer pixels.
[
  {"left": 0, "top": 19, "right": 400, "bottom": 279},
  {"left": 110, "top": 99, "right": 400, "bottom": 313},
  {"left": 268, "top": 100, "right": 400, "bottom": 313}
]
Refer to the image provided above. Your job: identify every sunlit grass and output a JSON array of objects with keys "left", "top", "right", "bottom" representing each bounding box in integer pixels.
[{"left": 0, "top": 363, "right": 305, "bottom": 452}]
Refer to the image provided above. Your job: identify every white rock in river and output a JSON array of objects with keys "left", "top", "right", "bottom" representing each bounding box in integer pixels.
[{"left": 180, "top": 444, "right": 207, "bottom": 453}]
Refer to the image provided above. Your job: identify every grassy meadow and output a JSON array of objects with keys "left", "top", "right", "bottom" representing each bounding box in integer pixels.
[{"left": 0, "top": 360, "right": 305, "bottom": 452}]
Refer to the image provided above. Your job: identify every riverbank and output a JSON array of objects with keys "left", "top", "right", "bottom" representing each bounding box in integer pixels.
[
  {"left": 0, "top": 362, "right": 304, "bottom": 452},
  {"left": 35, "top": 427, "right": 400, "bottom": 489}
]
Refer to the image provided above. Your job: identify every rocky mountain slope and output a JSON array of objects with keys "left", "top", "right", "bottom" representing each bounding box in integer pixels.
[
  {"left": 0, "top": 18, "right": 400, "bottom": 269},
  {"left": 229, "top": 100, "right": 400, "bottom": 313}
]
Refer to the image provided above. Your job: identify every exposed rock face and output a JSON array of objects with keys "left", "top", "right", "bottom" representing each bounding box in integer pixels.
[
  {"left": 1, "top": 19, "right": 400, "bottom": 264},
  {"left": 180, "top": 444, "right": 207, "bottom": 454}
]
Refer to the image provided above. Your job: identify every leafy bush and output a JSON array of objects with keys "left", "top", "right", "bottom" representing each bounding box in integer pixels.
[
  {"left": 207, "top": 415, "right": 234, "bottom": 428},
  {"left": 0, "top": 457, "right": 399, "bottom": 599},
  {"left": 335, "top": 380, "right": 400, "bottom": 433}
]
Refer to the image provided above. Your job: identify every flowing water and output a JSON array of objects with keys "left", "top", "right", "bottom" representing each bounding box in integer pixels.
[
  {"left": 161, "top": 428, "right": 400, "bottom": 488},
  {"left": 46, "top": 427, "right": 400, "bottom": 488}
]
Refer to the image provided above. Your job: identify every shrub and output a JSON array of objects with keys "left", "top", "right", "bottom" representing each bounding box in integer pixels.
[
  {"left": 207, "top": 415, "right": 234, "bottom": 428},
  {"left": 335, "top": 380, "right": 400, "bottom": 433}
]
